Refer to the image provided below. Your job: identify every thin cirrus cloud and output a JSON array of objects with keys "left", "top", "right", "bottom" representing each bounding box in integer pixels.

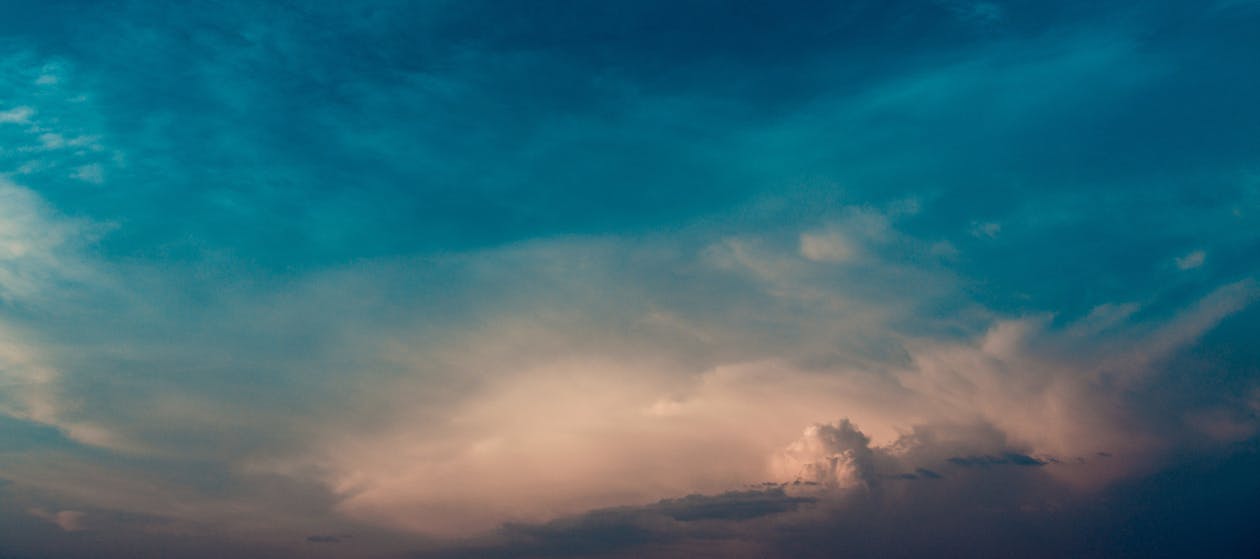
[{"left": 1, "top": 1, "right": 1259, "bottom": 558}]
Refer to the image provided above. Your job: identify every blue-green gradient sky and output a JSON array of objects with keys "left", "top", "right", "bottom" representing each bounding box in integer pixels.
[{"left": 2, "top": 1, "right": 1259, "bottom": 557}]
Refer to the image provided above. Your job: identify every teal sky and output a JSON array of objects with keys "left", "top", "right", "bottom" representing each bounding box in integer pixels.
[{"left": 2, "top": 1, "right": 1259, "bottom": 557}]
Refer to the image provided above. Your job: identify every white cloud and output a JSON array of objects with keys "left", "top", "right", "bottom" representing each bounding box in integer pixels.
[
  {"left": 0, "top": 54, "right": 116, "bottom": 182},
  {"left": 800, "top": 230, "right": 857, "bottom": 263},
  {"left": 38, "top": 132, "right": 65, "bottom": 149},
  {"left": 970, "top": 221, "right": 1001, "bottom": 238},
  {"left": 800, "top": 207, "right": 892, "bottom": 263},
  {"left": 0, "top": 178, "right": 98, "bottom": 302},
  {"left": 0, "top": 105, "right": 34, "bottom": 124},
  {"left": 71, "top": 163, "right": 104, "bottom": 184},
  {"left": 1176, "top": 249, "right": 1205, "bottom": 270},
  {"left": 772, "top": 419, "right": 876, "bottom": 489},
  {"left": 0, "top": 178, "right": 120, "bottom": 450}
]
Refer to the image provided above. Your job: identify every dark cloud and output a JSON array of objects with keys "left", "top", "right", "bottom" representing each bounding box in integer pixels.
[
  {"left": 915, "top": 468, "right": 943, "bottom": 479},
  {"left": 947, "top": 453, "right": 1048, "bottom": 468},
  {"left": 415, "top": 488, "right": 813, "bottom": 559},
  {"left": 657, "top": 489, "right": 816, "bottom": 522}
]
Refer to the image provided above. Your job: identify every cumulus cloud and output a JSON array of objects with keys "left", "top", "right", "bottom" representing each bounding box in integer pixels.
[{"left": 774, "top": 420, "right": 877, "bottom": 489}]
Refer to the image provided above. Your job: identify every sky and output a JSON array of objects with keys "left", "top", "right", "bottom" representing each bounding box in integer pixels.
[{"left": 1, "top": 1, "right": 1259, "bottom": 557}]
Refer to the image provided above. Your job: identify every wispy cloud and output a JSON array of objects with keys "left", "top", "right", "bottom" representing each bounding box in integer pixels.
[{"left": 1177, "top": 249, "right": 1206, "bottom": 270}]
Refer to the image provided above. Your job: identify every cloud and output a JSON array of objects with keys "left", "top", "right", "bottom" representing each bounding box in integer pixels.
[
  {"left": 0, "top": 105, "right": 33, "bottom": 123},
  {"left": 415, "top": 442, "right": 1260, "bottom": 558},
  {"left": 946, "top": 453, "right": 1047, "bottom": 467},
  {"left": 240, "top": 265, "right": 1255, "bottom": 539},
  {"left": 28, "top": 508, "right": 86, "bottom": 531},
  {"left": 71, "top": 163, "right": 103, "bottom": 184},
  {"left": 414, "top": 488, "right": 815, "bottom": 559},
  {"left": 773, "top": 420, "right": 877, "bottom": 488},
  {"left": 0, "top": 179, "right": 95, "bottom": 302},
  {"left": 1177, "top": 249, "right": 1206, "bottom": 270},
  {"left": 798, "top": 207, "right": 894, "bottom": 264},
  {"left": 970, "top": 221, "right": 1001, "bottom": 238},
  {"left": 657, "top": 489, "right": 816, "bottom": 522},
  {"left": 799, "top": 230, "right": 858, "bottom": 263},
  {"left": 0, "top": 179, "right": 123, "bottom": 450}
]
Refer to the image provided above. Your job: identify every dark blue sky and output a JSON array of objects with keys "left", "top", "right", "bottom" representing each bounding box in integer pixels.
[{"left": 1, "top": 1, "right": 1258, "bottom": 557}]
